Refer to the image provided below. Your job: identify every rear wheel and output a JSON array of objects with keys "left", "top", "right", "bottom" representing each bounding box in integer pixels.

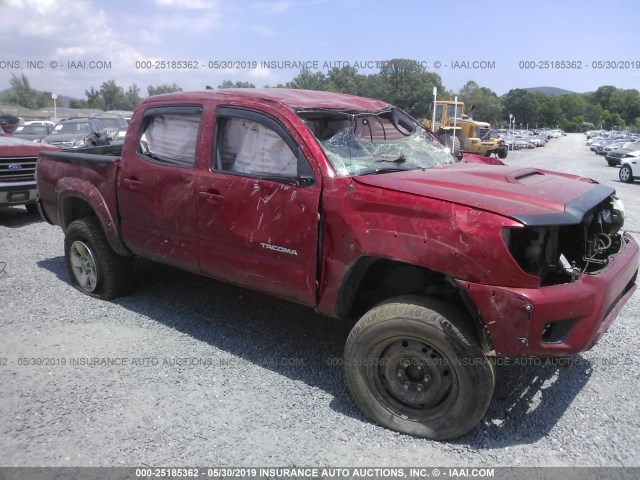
[
  {"left": 619, "top": 165, "right": 634, "bottom": 183},
  {"left": 64, "top": 217, "right": 132, "bottom": 299},
  {"left": 344, "top": 296, "right": 494, "bottom": 440}
]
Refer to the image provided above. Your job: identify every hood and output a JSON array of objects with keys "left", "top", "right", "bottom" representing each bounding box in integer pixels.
[
  {"left": 44, "top": 132, "right": 89, "bottom": 144},
  {"left": 354, "top": 163, "right": 613, "bottom": 226},
  {"left": 0, "top": 135, "right": 59, "bottom": 156}
]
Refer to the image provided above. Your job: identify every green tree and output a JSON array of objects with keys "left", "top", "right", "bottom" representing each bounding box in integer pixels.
[
  {"left": 69, "top": 98, "right": 88, "bottom": 108},
  {"left": 147, "top": 83, "right": 182, "bottom": 96},
  {"left": 218, "top": 80, "right": 256, "bottom": 88},
  {"left": 123, "top": 84, "right": 141, "bottom": 110},
  {"left": 609, "top": 88, "right": 640, "bottom": 125},
  {"left": 286, "top": 69, "right": 329, "bottom": 91},
  {"left": 2, "top": 73, "right": 52, "bottom": 109},
  {"left": 590, "top": 85, "right": 618, "bottom": 111},
  {"left": 457, "top": 80, "right": 503, "bottom": 125},
  {"left": 376, "top": 59, "right": 445, "bottom": 118},
  {"left": 536, "top": 94, "right": 563, "bottom": 128},
  {"left": 325, "top": 65, "right": 365, "bottom": 94},
  {"left": 99, "top": 80, "right": 126, "bottom": 110},
  {"left": 502, "top": 89, "right": 539, "bottom": 128},
  {"left": 557, "top": 94, "right": 587, "bottom": 120},
  {"left": 85, "top": 86, "right": 106, "bottom": 110}
]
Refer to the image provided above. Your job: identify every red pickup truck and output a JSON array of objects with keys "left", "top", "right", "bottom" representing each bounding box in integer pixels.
[{"left": 36, "top": 89, "right": 639, "bottom": 440}]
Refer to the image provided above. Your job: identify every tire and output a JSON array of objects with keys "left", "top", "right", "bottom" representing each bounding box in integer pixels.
[
  {"left": 25, "top": 203, "right": 39, "bottom": 215},
  {"left": 344, "top": 296, "right": 495, "bottom": 440},
  {"left": 607, "top": 161, "right": 615, "bottom": 167},
  {"left": 64, "top": 217, "right": 132, "bottom": 299},
  {"left": 497, "top": 148, "right": 508, "bottom": 159},
  {"left": 439, "top": 134, "right": 461, "bottom": 157},
  {"left": 619, "top": 165, "right": 634, "bottom": 183}
]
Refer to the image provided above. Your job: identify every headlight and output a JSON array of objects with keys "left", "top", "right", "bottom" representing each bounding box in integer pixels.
[
  {"left": 73, "top": 138, "right": 87, "bottom": 147},
  {"left": 610, "top": 195, "right": 626, "bottom": 224}
]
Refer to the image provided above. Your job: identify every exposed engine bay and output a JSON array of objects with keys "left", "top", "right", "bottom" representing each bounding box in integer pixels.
[{"left": 503, "top": 194, "right": 626, "bottom": 285}]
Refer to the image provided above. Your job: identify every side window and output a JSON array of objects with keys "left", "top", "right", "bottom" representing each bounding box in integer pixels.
[
  {"left": 215, "top": 116, "right": 298, "bottom": 177},
  {"left": 139, "top": 110, "right": 202, "bottom": 168}
]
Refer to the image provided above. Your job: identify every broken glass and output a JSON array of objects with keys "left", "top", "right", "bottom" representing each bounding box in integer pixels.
[{"left": 301, "top": 109, "right": 456, "bottom": 176}]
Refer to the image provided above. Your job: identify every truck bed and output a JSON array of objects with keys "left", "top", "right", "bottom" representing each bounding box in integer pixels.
[{"left": 37, "top": 149, "right": 122, "bottom": 236}]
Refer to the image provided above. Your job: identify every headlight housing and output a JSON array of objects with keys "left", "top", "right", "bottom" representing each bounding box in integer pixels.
[{"left": 502, "top": 195, "right": 626, "bottom": 285}]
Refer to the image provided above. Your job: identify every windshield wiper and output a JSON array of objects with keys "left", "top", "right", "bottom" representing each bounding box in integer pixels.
[
  {"left": 373, "top": 153, "right": 407, "bottom": 163},
  {"left": 359, "top": 167, "right": 414, "bottom": 176}
]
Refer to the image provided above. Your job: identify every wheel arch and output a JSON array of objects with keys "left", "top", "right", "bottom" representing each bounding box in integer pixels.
[
  {"left": 56, "top": 178, "right": 131, "bottom": 257},
  {"left": 336, "top": 256, "right": 493, "bottom": 353}
]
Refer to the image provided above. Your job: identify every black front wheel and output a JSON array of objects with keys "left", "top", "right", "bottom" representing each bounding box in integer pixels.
[{"left": 344, "top": 296, "right": 494, "bottom": 440}]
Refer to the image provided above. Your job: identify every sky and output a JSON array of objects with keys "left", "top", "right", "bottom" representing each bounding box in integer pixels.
[{"left": 1, "top": 0, "right": 639, "bottom": 101}]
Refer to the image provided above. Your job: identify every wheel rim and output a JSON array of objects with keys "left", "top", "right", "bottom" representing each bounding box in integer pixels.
[
  {"left": 620, "top": 166, "right": 631, "bottom": 182},
  {"left": 371, "top": 337, "right": 458, "bottom": 421},
  {"left": 69, "top": 240, "right": 98, "bottom": 292}
]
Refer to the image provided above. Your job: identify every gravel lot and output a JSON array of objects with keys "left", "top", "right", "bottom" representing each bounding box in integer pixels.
[{"left": 1, "top": 133, "right": 639, "bottom": 467}]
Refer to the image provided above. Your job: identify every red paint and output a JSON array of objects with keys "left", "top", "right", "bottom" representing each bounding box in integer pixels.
[{"left": 36, "top": 89, "right": 639, "bottom": 357}]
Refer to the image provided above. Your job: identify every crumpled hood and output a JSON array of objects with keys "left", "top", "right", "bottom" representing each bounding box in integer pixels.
[{"left": 354, "top": 163, "right": 614, "bottom": 226}]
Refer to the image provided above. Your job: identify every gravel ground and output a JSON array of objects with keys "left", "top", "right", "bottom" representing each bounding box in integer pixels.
[{"left": 1, "top": 133, "right": 639, "bottom": 467}]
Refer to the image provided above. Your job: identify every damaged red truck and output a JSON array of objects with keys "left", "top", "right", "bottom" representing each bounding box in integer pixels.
[{"left": 36, "top": 89, "right": 639, "bottom": 440}]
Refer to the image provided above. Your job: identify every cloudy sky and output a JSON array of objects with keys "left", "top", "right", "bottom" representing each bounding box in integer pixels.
[{"left": 1, "top": 0, "right": 639, "bottom": 100}]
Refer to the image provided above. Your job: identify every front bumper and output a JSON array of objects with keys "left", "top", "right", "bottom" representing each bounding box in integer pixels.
[
  {"left": 605, "top": 154, "right": 622, "bottom": 165},
  {"left": 0, "top": 180, "right": 37, "bottom": 207},
  {"left": 459, "top": 232, "right": 639, "bottom": 356}
]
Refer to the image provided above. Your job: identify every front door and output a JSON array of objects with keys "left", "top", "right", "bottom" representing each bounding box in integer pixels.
[{"left": 197, "top": 107, "right": 320, "bottom": 305}]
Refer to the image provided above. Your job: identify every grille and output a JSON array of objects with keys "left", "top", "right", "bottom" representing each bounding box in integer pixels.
[{"left": 0, "top": 156, "right": 37, "bottom": 181}]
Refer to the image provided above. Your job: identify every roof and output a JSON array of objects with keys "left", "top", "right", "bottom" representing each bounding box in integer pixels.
[{"left": 146, "top": 88, "right": 391, "bottom": 111}]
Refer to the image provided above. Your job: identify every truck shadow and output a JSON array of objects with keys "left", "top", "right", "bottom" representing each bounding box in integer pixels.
[
  {"left": 0, "top": 206, "right": 42, "bottom": 228},
  {"left": 456, "top": 359, "right": 592, "bottom": 447},
  {"left": 37, "top": 256, "right": 592, "bottom": 447}
]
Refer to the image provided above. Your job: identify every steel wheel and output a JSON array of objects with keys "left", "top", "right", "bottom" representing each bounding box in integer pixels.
[
  {"left": 69, "top": 240, "right": 99, "bottom": 292},
  {"left": 373, "top": 338, "right": 457, "bottom": 420},
  {"left": 344, "top": 296, "right": 494, "bottom": 440}
]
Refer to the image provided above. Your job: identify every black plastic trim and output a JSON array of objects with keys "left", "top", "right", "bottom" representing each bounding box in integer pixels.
[{"left": 512, "top": 184, "right": 614, "bottom": 226}]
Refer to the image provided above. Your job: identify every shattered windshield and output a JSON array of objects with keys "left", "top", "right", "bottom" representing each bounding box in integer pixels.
[{"left": 298, "top": 108, "right": 455, "bottom": 176}]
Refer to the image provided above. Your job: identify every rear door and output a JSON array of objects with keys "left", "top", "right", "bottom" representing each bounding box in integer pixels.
[
  {"left": 118, "top": 105, "right": 204, "bottom": 270},
  {"left": 196, "top": 106, "right": 321, "bottom": 305}
]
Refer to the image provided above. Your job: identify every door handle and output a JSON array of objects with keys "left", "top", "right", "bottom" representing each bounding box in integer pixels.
[
  {"left": 122, "top": 178, "right": 141, "bottom": 191},
  {"left": 199, "top": 191, "right": 224, "bottom": 204}
]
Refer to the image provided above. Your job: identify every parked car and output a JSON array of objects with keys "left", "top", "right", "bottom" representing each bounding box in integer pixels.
[
  {"left": 619, "top": 157, "right": 639, "bottom": 183},
  {"left": 590, "top": 138, "right": 610, "bottom": 153},
  {"left": 601, "top": 140, "right": 631, "bottom": 156},
  {"left": 605, "top": 142, "right": 640, "bottom": 166},
  {"left": 42, "top": 117, "right": 109, "bottom": 149},
  {"left": 13, "top": 124, "right": 54, "bottom": 142},
  {"left": 24, "top": 120, "right": 55, "bottom": 127},
  {"left": 109, "top": 125, "right": 127, "bottom": 146},
  {"left": 92, "top": 115, "right": 128, "bottom": 140}
]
